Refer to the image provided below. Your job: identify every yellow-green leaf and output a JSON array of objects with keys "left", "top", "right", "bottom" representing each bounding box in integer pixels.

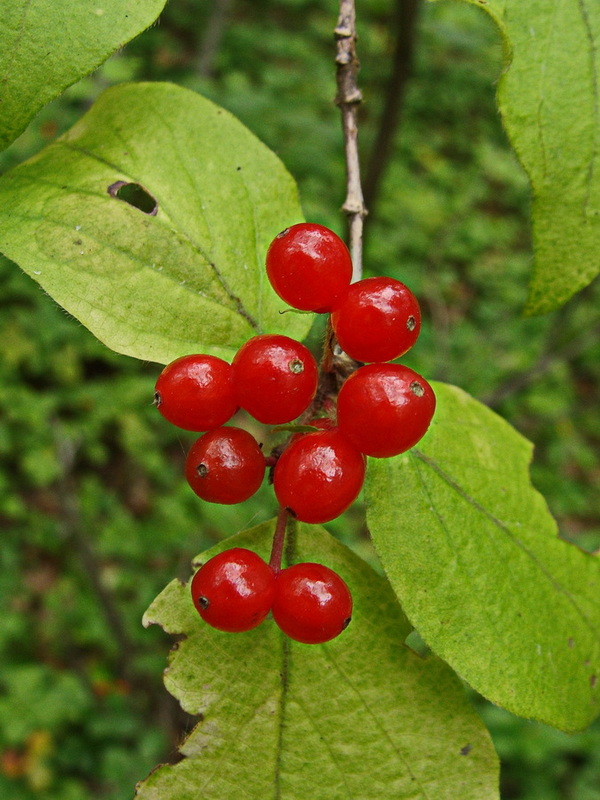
[{"left": 137, "top": 521, "right": 499, "bottom": 799}]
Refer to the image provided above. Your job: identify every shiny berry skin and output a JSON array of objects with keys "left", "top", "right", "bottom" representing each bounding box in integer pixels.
[
  {"left": 272, "top": 563, "right": 352, "bottom": 644},
  {"left": 337, "top": 364, "right": 436, "bottom": 458},
  {"left": 185, "top": 427, "right": 265, "bottom": 504},
  {"left": 231, "top": 334, "right": 319, "bottom": 424},
  {"left": 154, "top": 354, "right": 238, "bottom": 431},
  {"left": 331, "top": 276, "right": 421, "bottom": 363},
  {"left": 273, "top": 428, "right": 366, "bottom": 523},
  {"left": 266, "top": 223, "right": 353, "bottom": 312},
  {"left": 191, "top": 548, "right": 276, "bottom": 633}
]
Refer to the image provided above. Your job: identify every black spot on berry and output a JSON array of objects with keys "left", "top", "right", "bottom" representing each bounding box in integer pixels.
[
  {"left": 198, "top": 596, "right": 210, "bottom": 610},
  {"left": 342, "top": 616, "right": 352, "bottom": 631},
  {"left": 153, "top": 391, "right": 162, "bottom": 408},
  {"left": 196, "top": 463, "right": 209, "bottom": 478},
  {"left": 406, "top": 315, "right": 417, "bottom": 331},
  {"left": 289, "top": 358, "right": 304, "bottom": 374},
  {"left": 276, "top": 227, "right": 290, "bottom": 239},
  {"left": 410, "top": 380, "right": 425, "bottom": 397},
  {"left": 108, "top": 181, "right": 158, "bottom": 215}
]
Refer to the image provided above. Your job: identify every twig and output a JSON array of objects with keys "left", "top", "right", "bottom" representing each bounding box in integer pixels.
[
  {"left": 335, "top": 0, "right": 368, "bottom": 281},
  {"left": 363, "top": 0, "right": 421, "bottom": 214},
  {"left": 269, "top": 506, "right": 289, "bottom": 571}
]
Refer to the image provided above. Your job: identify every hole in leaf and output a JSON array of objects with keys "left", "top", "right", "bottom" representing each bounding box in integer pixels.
[{"left": 108, "top": 181, "right": 158, "bottom": 215}]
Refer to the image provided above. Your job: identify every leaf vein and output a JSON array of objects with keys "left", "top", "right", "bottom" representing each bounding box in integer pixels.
[{"left": 412, "top": 449, "right": 600, "bottom": 640}]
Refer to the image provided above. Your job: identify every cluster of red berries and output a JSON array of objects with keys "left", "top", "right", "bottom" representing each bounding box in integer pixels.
[
  {"left": 153, "top": 222, "right": 435, "bottom": 643},
  {"left": 190, "top": 547, "right": 352, "bottom": 644}
]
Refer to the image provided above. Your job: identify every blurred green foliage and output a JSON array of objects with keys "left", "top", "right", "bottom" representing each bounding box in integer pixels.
[{"left": 0, "top": 0, "right": 599, "bottom": 798}]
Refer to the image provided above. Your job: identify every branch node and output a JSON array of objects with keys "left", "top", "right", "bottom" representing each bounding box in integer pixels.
[{"left": 334, "top": 25, "right": 353, "bottom": 38}]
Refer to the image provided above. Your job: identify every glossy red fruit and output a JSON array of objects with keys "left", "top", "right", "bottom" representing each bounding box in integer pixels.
[
  {"left": 191, "top": 548, "right": 275, "bottom": 632},
  {"left": 272, "top": 563, "right": 352, "bottom": 644},
  {"left": 266, "top": 223, "right": 353, "bottom": 312},
  {"left": 185, "top": 427, "right": 265, "bottom": 504},
  {"left": 273, "top": 428, "right": 366, "bottom": 523},
  {"left": 336, "top": 364, "right": 436, "bottom": 458},
  {"left": 231, "top": 334, "right": 319, "bottom": 424},
  {"left": 331, "top": 276, "right": 421, "bottom": 362},
  {"left": 154, "top": 354, "right": 238, "bottom": 432}
]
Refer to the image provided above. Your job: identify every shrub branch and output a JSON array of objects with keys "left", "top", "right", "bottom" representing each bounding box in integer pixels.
[{"left": 335, "top": 0, "right": 367, "bottom": 281}]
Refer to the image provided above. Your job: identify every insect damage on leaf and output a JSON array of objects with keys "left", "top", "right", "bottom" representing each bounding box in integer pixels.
[{"left": 108, "top": 181, "right": 158, "bottom": 215}]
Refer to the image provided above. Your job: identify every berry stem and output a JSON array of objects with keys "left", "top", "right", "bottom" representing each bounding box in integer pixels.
[{"left": 269, "top": 506, "right": 290, "bottom": 572}]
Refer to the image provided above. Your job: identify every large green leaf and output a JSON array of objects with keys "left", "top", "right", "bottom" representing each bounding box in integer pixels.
[
  {"left": 453, "top": 0, "right": 600, "bottom": 313},
  {"left": 0, "top": 0, "right": 167, "bottom": 152},
  {"left": 366, "top": 382, "right": 600, "bottom": 732},
  {"left": 0, "top": 83, "right": 310, "bottom": 364},
  {"left": 137, "top": 521, "right": 499, "bottom": 800}
]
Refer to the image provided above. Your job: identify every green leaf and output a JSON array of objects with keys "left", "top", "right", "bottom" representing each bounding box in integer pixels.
[
  {"left": 452, "top": 0, "right": 600, "bottom": 313},
  {"left": 137, "top": 521, "right": 499, "bottom": 800},
  {"left": 0, "top": 0, "right": 167, "bottom": 152},
  {"left": 366, "top": 382, "right": 600, "bottom": 732},
  {"left": 0, "top": 83, "right": 310, "bottom": 364}
]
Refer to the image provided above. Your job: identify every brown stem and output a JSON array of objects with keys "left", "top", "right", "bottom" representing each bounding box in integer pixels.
[
  {"left": 335, "top": 0, "right": 368, "bottom": 281},
  {"left": 269, "top": 506, "right": 290, "bottom": 572},
  {"left": 363, "top": 0, "right": 421, "bottom": 215},
  {"left": 197, "top": 0, "right": 235, "bottom": 78}
]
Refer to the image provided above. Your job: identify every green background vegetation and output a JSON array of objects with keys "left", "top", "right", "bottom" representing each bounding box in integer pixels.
[{"left": 0, "top": 0, "right": 599, "bottom": 797}]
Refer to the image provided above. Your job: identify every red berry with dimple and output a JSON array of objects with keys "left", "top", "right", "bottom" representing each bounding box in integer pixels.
[
  {"left": 337, "top": 364, "right": 436, "bottom": 458},
  {"left": 185, "top": 427, "right": 265, "bottom": 504},
  {"left": 231, "top": 334, "right": 319, "bottom": 424},
  {"left": 272, "top": 563, "right": 352, "bottom": 644},
  {"left": 331, "top": 276, "right": 421, "bottom": 362},
  {"left": 266, "top": 223, "right": 353, "bottom": 312},
  {"left": 273, "top": 428, "right": 365, "bottom": 523},
  {"left": 154, "top": 354, "right": 238, "bottom": 431},
  {"left": 191, "top": 548, "right": 275, "bottom": 633}
]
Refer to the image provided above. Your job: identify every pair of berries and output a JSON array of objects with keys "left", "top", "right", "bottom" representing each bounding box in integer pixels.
[
  {"left": 155, "top": 332, "right": 318, "bottom": 431},
  {"left": 190, "top": 548, "right": 352, "bottom": 645},
  {"left": 266, "top": 222, "right": 421, "bottom": 362}
]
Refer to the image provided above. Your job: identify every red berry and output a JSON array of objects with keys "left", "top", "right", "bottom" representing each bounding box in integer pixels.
[
  {"left": 231, "top": 334, "right": 319, "bottom": 424},
  {"left": 336, "top": 364, "right": 436, "bottom": 458},
  {"left": 185, "top": 427, "right": 265, "bottom": 504},
  {"left": 266, "top": 223, "right": 353, "bottom": 312},
  {"left": 191, "top": 548, "right": 275, "bottom": 633},
  {"left": 272, "top": 563, "right": 352, "bottom": 644},
  {"left": 273, "top": 428, "right": 365, "bottom": 523},
  {"left": 331, "top": 276, "right": 421, "bottom": 362},
  {"left": 154, "top": 354, "right": 238, "bottom": 431}
]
